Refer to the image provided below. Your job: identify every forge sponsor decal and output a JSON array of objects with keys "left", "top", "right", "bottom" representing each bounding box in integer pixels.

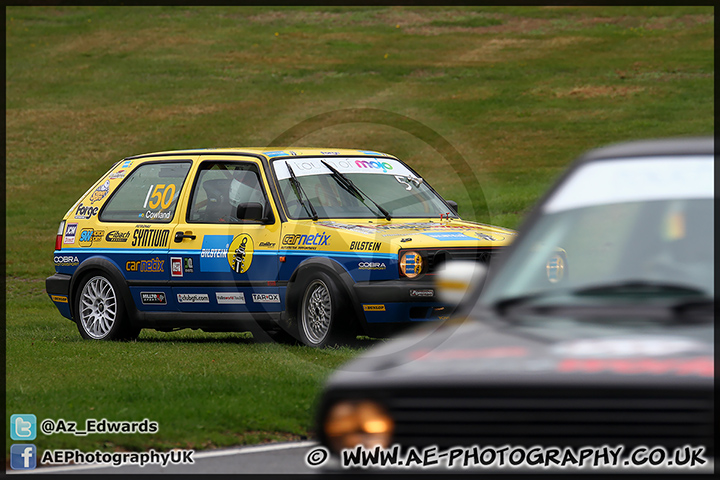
[
  {"left": 171, "top": 257, "right": 183, "bottom": 277},
  {"left": 141, "top": 292, "right": 167, "bottom": 305},
  {"left": 358, "top": 262, "right": 386, "bottom": 270},
  {"left": 410, "top": 288, "right": 434, "bottom": 298},
  {"left": 105, "top": 230, "right": 131, "bottom": 243},
  {"left": 51, "top": 295, "right": 69, "bottom": 303},
  {"left": 89, "top": 180, "right": 110, "bottom": 203},
  {"left": 74, "top": 203, "right": 99, "bottom": 220},
  {"left": 281, "top": 232, "right": 331, "bottom": 250},
  {"left": 252, "top": 293, "right": 280, "bottom": 303},
  {"left": 54, "top": 255, "right": 79, "bottom": 267},
  {"left": 556, "top": 356, "right": 713, "bottom": 378},
  {"left": 350, "top": 241, "right": 381, "bottom": 251},
  {"left": 126, "top": 257, "right": 165, "bottom": 273},
  {"left": 199, "top": 235, "right": 233, "bottom": 272},
  {"left": 216, "top": 292, "right": 246, "bottom": 304},
  {"left": 363, "top": 304, "right": 386, "bottom": 312},
  {"left": 184, "top": 257, "right": 194, "bottom": 273},
  {"left": 177, "top": 293, "right": 210, "bottom": 304},
  {"left": 131, "top": 228, "right": 170, "bottom": 247},
  {"left": 228, "top": 234, "right": 254, "bottom": 274},
  {"left": 63, "top": 223, "right": 78, "bottom": 244}
]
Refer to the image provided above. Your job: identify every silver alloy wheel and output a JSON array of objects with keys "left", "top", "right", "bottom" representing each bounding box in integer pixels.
[
  {"left": 301, "top": 279, "right": 332, "bottom": 345},
  {"left": 79, "top": 276, "right": 118, "bottom": 339}
]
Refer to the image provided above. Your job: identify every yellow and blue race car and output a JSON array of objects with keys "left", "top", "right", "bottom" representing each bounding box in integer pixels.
[{"left": 46, "top": 148, "right": 518, "bottom": 347}]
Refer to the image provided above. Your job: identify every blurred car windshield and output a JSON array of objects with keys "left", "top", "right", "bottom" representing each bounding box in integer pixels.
[{"left": 479, "top": 155, "right": 714, "bottom": 309}]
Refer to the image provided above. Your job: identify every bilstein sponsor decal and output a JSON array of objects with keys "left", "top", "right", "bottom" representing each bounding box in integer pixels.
[
  {"left": 410, "top": 289, "right": 434, "bottom": 298},
  {"left": 177, "top": 293, "right": 210, "bottom": 304},
  {"left": 281, "top": 232, "right": 330, "bottom": 248},
  {"left": 54, "top": 255, "right": 79, "bottom": 266},
  {"left": 358, "top": 262, "right": 386, "bottom": 270},
  {"left": 216, "top": 292, "right": 246, "bottom": 304},
  {"left": 51, "top": 295, "right": 69, "bottom": 303},
  {"left": 105, "top": 230, "right": 131, "bottom": 243},
  {"left": 350, "top": 241, "right": 381, "bottom": 251},
  {"left": 363, "top": 304, "right": 386, "bottom": 311},
  {"left": 228, "top": 234, "right": 254, "bottom": 274},
  {"left": 132, "top": 228, "right": 170, "bottom": 247},
  {"left": 126, "top": 257, "right": 164, "bottom": 273},
  {"left": 141, "top": 292, "right": 167, "bottom": 305},
  {"left": 252, "top": 293, "right": 280, "bottom": 303}
]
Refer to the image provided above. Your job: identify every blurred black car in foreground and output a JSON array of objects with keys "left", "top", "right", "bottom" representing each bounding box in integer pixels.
[{"left": 314, "top": 137, "right": 714, "bottom": 471}]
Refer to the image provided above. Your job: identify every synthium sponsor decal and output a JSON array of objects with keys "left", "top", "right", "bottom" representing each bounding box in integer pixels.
[
  {"left": 228, "top": 234, "right": 254, "bottom": 274},
  {"left": 199, "top": 235, "right": 233, "bottom": 272},
  {"left": 171, "top": 257, "right": 183, "bottom": 277},
  {"left": 64, "top": 223, "right": 78, "bottom": 245},
  {"left": 216, "top": 292, "right": 246, "bottom": 304},
  {"left": 410, "top": 288, "right": 434, "bottom": 298},
  {"left": 51, "top": 295, "right": 69, "bottom": 303},
  {"left": 358, "top": 262, "right": 386, "bottom": 271},
  {"left": 252, "top": 293, "right": 280, "bottom": 303},
  {"left": 363, "top": 304, "right": 386, "bottom": 311},
  {"left": 54, "top": 255, "right": 79, "bottom": 267},
  {"left": 349, "top": 241, "right": 381, "bottom": 251},
  {"left": 74, "top": 203, "right": 99, "bottom": 220},
  {"left": 132, "top": 228, "right": 170, "bottom": 247},
  {"left": 281, "top": 232, "right": 330, "bottom": 250},
  {"left": 141, "top": 292, "right": 167, "bottom": 305},
  {"left": 89, "top": 180, "right": 110, "bottom": 203},
  {"left": 105, "top": 230, "right": 131, "bottom": 243},
  {"left": 177, "top": 293, "right": 210, "bottom": 304},
  {"left": 126, "top": 257, "right": 165, "bottom": 273}
]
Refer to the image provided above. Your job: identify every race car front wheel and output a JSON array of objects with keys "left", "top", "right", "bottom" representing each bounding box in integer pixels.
[
  {"left": 297, "top": 272, "right": 354, "bottom": 348},
  {"left": 75, "top": 274, "right": 139, "bottom": 341}
]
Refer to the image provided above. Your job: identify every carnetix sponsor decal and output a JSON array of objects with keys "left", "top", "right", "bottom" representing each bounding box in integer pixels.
[
  {"left": 410, "top": 288, "right": 434, "bottom": 298},
  {"left": 363, "top": 304, "right": 386, "bottom": 311},
  {"left": 171, "top": 257, "right": 183, "bottom": 277},
  {"left": 358, "top": 262, "right": 386, "bottom": 270},
  {"left": 105, "top": 230, "right": 131, "bottom": 243},
  {"left": 216, "top": 292, "right": 246, "bottom": 304},
  {"left": 132, "top": 228, "right": 170, "bottom": 247},
  {"left": 252, "top": 293, "right": 280, "bottom": 303},
  {"left": 281, "top": 232, "right": 331, "bottom": 248},
  {"left": 126, "top": 257, "right": 165, "bottom": 273},
  {"left": 350, "top": 241, "right": 381, "bottom": 251},
  {"left": 89, "top": 180, "right": 110, "bottom": 203},
  {"left": 228, "top": 234, "right": 254, "bottom": 274},
  {"left": 54, "top": 255, "right": 79, "bottom": 266},
  {"left": 141, "top": 292, "right": 167, "bottom": 305},
  {"left": 177, "top": 293, "right": 210, "bottom": 304},
  {"left": 74, "top": 203, "right": 99, "bottom": 220},
  {"left": 51, "top": 295, "right": 69, "bottom": 303},
  {"left": 64, "top": 223, "right": 78, "bottom": 244},
  {"left": 184, "top": 257, "right": 194, "bottom": 273}
]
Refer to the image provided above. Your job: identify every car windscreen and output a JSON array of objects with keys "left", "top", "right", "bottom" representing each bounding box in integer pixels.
[{"left": 272, "top": 157, "right": 454, "bottom": 219}]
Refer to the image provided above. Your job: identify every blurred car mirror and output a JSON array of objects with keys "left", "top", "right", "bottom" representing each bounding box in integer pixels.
[{"left": 435, "top": 260, "right": 487, "bottom": 308}]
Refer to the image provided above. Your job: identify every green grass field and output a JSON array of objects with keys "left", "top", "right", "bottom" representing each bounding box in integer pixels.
[{"left": 5, "top": 6, "right": 714, "bottom": 463}]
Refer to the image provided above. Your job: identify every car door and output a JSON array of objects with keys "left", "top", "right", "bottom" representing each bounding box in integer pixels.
[{"left": 170, "top": 156, "right": 283, "bottom": 313}]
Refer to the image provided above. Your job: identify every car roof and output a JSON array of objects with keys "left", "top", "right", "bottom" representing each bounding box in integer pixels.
[
  {"left": 124, "top": 147, "right": 397, "bottom": 161},
  {"left": 578, "top": 136, "right": 714, "bottom": 162}
]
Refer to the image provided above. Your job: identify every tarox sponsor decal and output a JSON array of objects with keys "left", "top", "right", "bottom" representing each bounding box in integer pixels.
[
  {"left": 410, "top": 288, "right": 434, "bottom": 298},
  {"left": 63, "top": 223, "right": 78, "bottom": 244},
  {"left": 358, "top": 262, "right": 386, "bottom": 270},
  {"left": 350, "top": 241, "right": 381, "bottom": 251},
  {"left": 177, "top": 293, "right": 210, "bottom": 304},
  {"left": 216, "top": 292, "right": 246, "bottom": 304},
  {"left": 105, "top": 230, "right": 131, "bottom": 243},
  {"left": 132, "top": 228, "right": 170, "bottom": 247},
  {"left": 74, "top": 203, "right": 99, "bottom": 220},
  {"left": 141, "top": 292, "right": 167, "bottom": 305},
  {"left": 281, "top": 232, "right": 330, "bottom": 249},
  {"left": 252, "top": 293, "right": 280, "bottom": 303},
  {"left": 51, "top": 295, "right": 69, "bottom": 303},
  {"left": 89, "top": 180, "right": 110, "bottom": 203},
  {"left": 126, "top": 257, "right": 165, "bottom": 273},
  {"left": 171, "top": 257, "right": 183, "bottom": 277},
  {"left": 228, "top": 234, "right": 254, "bottom": 274},
  {"left": 54, "top": 255, "right": 79, "bottom": 266},
  {"left": 363, "top": 304, "right": 386, "bottom": 311}
]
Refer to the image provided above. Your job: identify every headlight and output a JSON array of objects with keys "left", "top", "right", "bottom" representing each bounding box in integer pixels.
[
  {"left": 399, "top": 251, "right": 423, "bottom": 278},
  {"left": 324, "top": 400, "right": 394, "bottom": 452},
  {"left": 546, "top": 252, "right": 566, "bottom": 283}
]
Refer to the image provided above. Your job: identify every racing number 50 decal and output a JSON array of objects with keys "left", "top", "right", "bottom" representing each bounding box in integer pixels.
[
  {"left": 227, "top": 234, "right": 254, "bottom": 274},
  {"left": 143, "top": 184, "right": 176, "bottom": 210}
]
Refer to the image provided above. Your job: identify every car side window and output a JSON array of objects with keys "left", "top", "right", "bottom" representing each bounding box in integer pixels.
[
  {"left": 188, "top": 162, "right": 270, "bottom": 224},
  {"left": 100, "top": 162, "right": 191, "bottom": 223}
]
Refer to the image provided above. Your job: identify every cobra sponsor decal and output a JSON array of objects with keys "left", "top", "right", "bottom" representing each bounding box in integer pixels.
[
  {"left": 54, "top": 255, "right": 79, "bottom": 266},
  {"left": 141, "top": 292, "right": 167, "bottom": 305},
  {"left": 216, "top": 292, "right": 246, "bottom": 304},
  {"left": 126, "top": 257, "right": 165, "bottom": 273},
  {"left": 89, "top": 180, "right": 110, "bottom": 203},
  {"left": 51, "top": 295, "right": 69, "bottom": 303},
  {"left": 363, "top": 304, "right": 386, "bottom": 311},
  {"left": 410, "top": 288, "right": 434, "bottom": 298},
  {"left": 177, "top": 293, "right": 210, "bottom": 304},
  {"left": 252, "top": 293, "right": 280, "bottom": 303},
  {"left": 228, "top": 234, "right": 254, "bottom": 274},
  {"left": 74, "top": 203, "right": 99, "bottom": 220},
  {"left": 281, "top": 232, "right": 331, "bottom": 249},
  {"left": 350, "top": 241, "right": 381, "bottom": 251},
  {"left": 105, "top": 230, "right": 131, "bottom": 243},
  {"left": 63, "top": 223, "right": 78, "bottom": 244},
  {"left": 171, "top": 257, "right": 183, "bottom": 277},
  {"left": 132, "top": 228, "right": 170, "bottom": 247},
  {"left": 358, "top": 262, "right": 386, "bottom": 270}
]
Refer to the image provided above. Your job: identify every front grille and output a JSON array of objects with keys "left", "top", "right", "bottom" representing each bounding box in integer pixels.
[
  {"left": 382, "top": 386, "right": 714, "bottom": 455},
  {"left": 421, "top": 247, "right": 501, "bottom": 274}
]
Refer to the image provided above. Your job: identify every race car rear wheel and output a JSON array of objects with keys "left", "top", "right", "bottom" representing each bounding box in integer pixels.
[
  {"left": 75, "top": 274, "right": 138, "bottom": 341},
  {"left": 297, "top": 272, "right": 354, "bottom": 348}
]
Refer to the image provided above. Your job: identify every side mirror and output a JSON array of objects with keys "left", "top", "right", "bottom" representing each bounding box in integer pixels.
[
  {"left": 446, "top": 200, "right": 459, "bottom": 215},
  {"left": 236, "top": 202, "right": 264, "bottom": 222},
  {"left": 435, "top": 260, "right": 487, "bottom": 308}
]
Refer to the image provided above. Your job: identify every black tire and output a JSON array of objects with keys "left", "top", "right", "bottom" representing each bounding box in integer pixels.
[
  {"left": 295, "top": 271, "right": 355, "bottom": 348},
  {"left": 75, "top": 273, "right": 139, "bottom": 341}
]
